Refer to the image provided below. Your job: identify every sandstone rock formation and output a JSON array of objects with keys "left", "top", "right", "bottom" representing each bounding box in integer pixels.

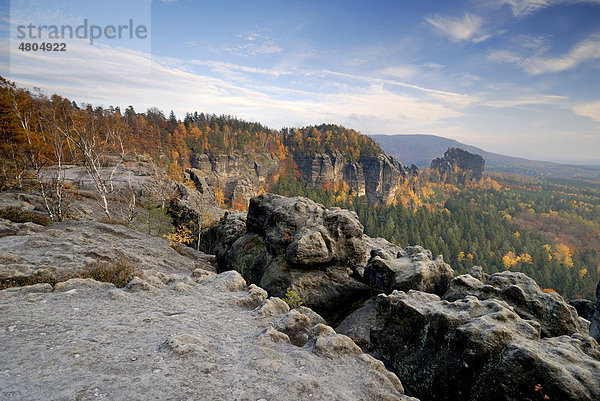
[
  {"left": 190, "top": 151, "right": 280, "bottom": 207},
  {"left": 371, "top": 290, "right": 600, "bottom": 401},
  {"left": 215, "top": 193, "right": 372, "bottom": 324},
  {"left": 294, "top": 152, "right": 410, "bottom": 204},
  {"left": 431, "top": 147, "right": 485, "bottom": 182},
  {"left": 443, "top": 271, "right": 588, "bottom": 338},
  {"left": 0, "top": 270, "right": 416, "bottom": 401},
  {"left": 364, "top": 245, "right": 454, "bottom": 296}
]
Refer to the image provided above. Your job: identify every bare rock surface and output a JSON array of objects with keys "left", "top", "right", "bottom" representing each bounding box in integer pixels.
[
  {"left": 364, "top": 245, "right": 454, "bottom": 296},
  {"left": 371, "top": 290, "right": 600, "bottom": 401},
  {"left": 0, "top": 271, "right": 415, "bottom": 401},
  {"left": 0, "top": 220, "right": 214, "bottom": 285},
  {"left": 443, "top": 271, "right": 588, "bottom": 338}
]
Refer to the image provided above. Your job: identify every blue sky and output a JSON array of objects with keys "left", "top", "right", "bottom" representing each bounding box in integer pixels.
[{"left": 2, "top": 0, "right": 600, "bottom": 162}]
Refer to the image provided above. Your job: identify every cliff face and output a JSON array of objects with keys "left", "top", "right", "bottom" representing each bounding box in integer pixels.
[
  {"left": 190, "top": 151, "right": 280, "bottom": 207},
  {"left": 294, "top": 152, "right": 409, "bottom": 204},
  {"left": 189, "top": 150, "right": 411, "bottom": 206}
]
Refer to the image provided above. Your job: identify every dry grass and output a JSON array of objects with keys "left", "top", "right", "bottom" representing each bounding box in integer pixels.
[
  {"left": 0, "top": 207, "right": 51, "bottom": 226},
  {"left": 0, "top": 256, "right": 139, "bottom": 290}
]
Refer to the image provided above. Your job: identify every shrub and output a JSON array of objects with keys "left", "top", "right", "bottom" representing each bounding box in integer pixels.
[
  {"left": 0, "top": 207, "right": 51, "bottom": 226},
  {"left": 282, "top": 289, "right": 303, "bottom": 309},
  {"left": 80, "top": 257, "right": 139, "bottom": 288}
]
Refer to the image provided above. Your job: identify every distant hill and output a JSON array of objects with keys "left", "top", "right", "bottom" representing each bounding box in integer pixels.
[{"left": 370, "top": 134, "right": 600, "bottom": 179}]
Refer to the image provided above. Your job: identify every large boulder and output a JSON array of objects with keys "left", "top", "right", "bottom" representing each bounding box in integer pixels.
[
  {"left": 443, "top": 271, "right": 588, "bottom": 338},
  {"left": 364, "top": 245, "right": 454, "bottom": 296},
  {"left": 221, "top": 194, "right": 373, "bottom": 325},
  {"left": 246, "top": 194, "right": 366, "bottom": 267},
  {"left": 371, "top": 290, "right": 600, "bottom": 401}
]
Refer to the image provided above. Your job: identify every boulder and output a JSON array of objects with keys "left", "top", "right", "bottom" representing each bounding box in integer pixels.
[
  {"left": 371, "top": 290, "right": 600, "bottom": 401},
  {"left": 247, "top": 194, "right": 366, "bottom": 267},
  {"left": 220, "top": 194, "right": 373, "bottom": 325},
  {"left": 443, "top": 271, "right": 588, "bottom": 338},
  {"left": 205, "top": 211, "right": 248, "bottom": 270},
  {"left": 364, "top": 245, "right": 454, "bottom": 295},
  {"left": 273, "top": 310, "right": 311, "bottom": 346}
]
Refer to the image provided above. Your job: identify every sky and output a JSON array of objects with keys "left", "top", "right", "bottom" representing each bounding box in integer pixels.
[{"left": 1, "top": 0, "right": 600, "bottom": 162}]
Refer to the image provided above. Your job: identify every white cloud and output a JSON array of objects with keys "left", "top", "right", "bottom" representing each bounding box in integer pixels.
[
  {"left": 377, "top": 66, "right": 420, "bottom": 79},
  {"left": 496, "top": 0, "right": 600, "bottom": 16},
  {"left": 573, "top": 100, "right": 600, "bottom": 122},
  {"left": 425, "top": 13, "right": 489, "bottom": 43},
  {"left": 0, "top": 39, "right": 471, "bottom": 134},
  {"left": 484, "top": 94, "right": 568, "bottom": 108},
  {"left": 488, "top": 34, "right": 600, "bottom": 74},
  {"left": 498, "top": 0, "right": 550, "bottom": 16}
]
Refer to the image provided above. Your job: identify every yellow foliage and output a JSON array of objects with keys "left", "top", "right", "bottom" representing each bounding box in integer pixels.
[
  {"left": 514, "top": 231, "right": 521, "bottom": 238},
  {"left": 164, "top": 225, "right": 194, "bottom": 246},
  {"left": 519, "top": 253, "right": 532, "bottom": 264},
  {"left": 553, "top": 243, "right": 574, "bottom": 268},
  {"left": 579, "top": 269, "right": 588, "bottom": 279},
  {"left": 502, "top": 251, "right": 518, "bottom": 269},
  {"left": 214, "top": 186, "right": 225, "bottom": 206}
]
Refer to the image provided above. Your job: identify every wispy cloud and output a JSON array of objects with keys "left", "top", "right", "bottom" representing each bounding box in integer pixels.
[
  {"left": 216, "top": 32, "right": 283, "bottom": 57},
  {"left": 496, "top": 0, "right": 600, "bottom": 16},
  {"left": 0, "top": 39, "right": 472, "bottom": 134},
  {"left": 483, "top": 94, "right": 568, "bottom": 108},
  {"left": 573, "top": 100, "right": 600, "bottom": 122},
  {"left": 377, "top": 66, "right": 420, "bottom": 79},
  {"left": 488, "top": 34, "right": 600, "bottom": 74},
  {"left": 425, "top": 13, "right": 490, "bottom": 43}
]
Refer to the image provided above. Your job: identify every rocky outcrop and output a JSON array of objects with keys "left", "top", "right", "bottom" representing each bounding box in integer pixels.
[
  {"left": 0, "top": 270, "right": 416, "bottom": 401},
  {"left": 200, "top": 211, "right": 247, "bottom": 266},
  {"left": 443, "top": 271, "right": 588, "bottom": 338},
  {"left": 0, "top": 220, "right": 214, "bottom": 287},
  {"left": 190, "top": 151, "right": 280, "bottom": 208},
  {"left": 246, "top": 194, "right": 366, "bottom": 267},
  {"left": 431, "top": 147, "right": 485, "bottom": 182},
  {"left": 364, "top": 245, "right": 454, "bottom": 296},
  {"left": 215, "top": 194, "right": 372, "bottom": 324},
  {"left": 206, "top": 194, "right": 460, "bottom": 325},
  {"left": 294, "top": 152, "right": 410, "bottom": 204},
  {"left": 371, "top": 290, "right": 600, "bottom": 401}
]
